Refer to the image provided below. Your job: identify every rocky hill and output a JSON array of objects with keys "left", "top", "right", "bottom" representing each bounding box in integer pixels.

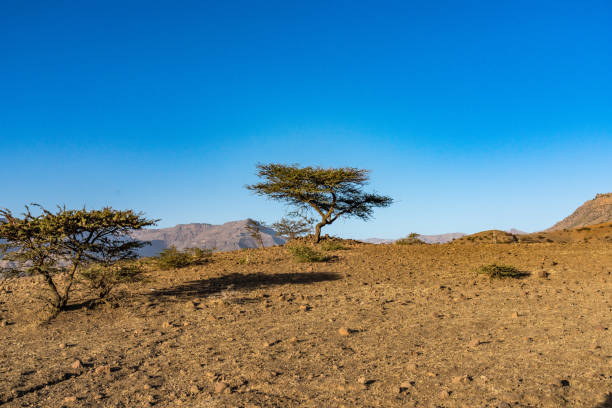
[
  {"left": 548, "top": 193, "right": 612, "bottom": 231},
  {"left": 132, "top": 219, "right": 285, "bottom": 257}
]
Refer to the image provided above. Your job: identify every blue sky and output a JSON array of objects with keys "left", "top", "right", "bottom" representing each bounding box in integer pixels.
[{"left": 1, "top": 1, "right": 611, "bottom": 239}]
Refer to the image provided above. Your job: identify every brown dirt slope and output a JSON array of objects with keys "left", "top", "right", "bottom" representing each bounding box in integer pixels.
[
  {"left": 1, "top": 241, "right": 612, "bottom": 407},
  {"left": 452, "top": 230, "right": 518, "bottom": 244},
  {"left": 548, "top": 193, "right": 612, "bottom": 231}
]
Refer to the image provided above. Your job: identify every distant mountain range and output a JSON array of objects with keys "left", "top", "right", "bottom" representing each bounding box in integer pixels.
[
  {"left": 132, "top": 219, "right": 286, "bottom": 257},
  {"left": 547, "top": 193, "right": 612, "bottom": 231}
]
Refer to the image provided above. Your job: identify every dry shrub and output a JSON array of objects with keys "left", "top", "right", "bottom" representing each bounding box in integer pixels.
[
  {"left": 476, "top": 263, "right": 529, "bottom": 279},
  {"left": 156, "top": 246, "right": 212, "bottom": 270},
  {"left": 287, "top": 245, "right": 331, "bottom": 263}
]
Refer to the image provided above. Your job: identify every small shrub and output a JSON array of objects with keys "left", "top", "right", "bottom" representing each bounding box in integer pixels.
[
  {"left": 80, "top": 262, "right": 145, "bottom": 300},
  {"left": 395, "top": 233, "right": 423, "bottom": 245},
  {"left": 156, "top": 246, "right": 212, "bottom": 270},
  {"left": 287, "top": 245, "right": 331, "bottom": 263},
  {"left": 320, "top": 241, "right": 346, "bottom": 251},
  {"left": 476, "top": 263, "right": 529, "bottom": 279}
]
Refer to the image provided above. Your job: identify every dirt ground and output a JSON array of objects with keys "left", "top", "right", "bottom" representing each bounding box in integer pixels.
[{"left": 1, "top": 241, "right": 611, "bottom": 407}]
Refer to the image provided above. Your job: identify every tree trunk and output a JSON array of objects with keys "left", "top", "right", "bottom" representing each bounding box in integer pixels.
[
  {"left": 41, "top": 272, "right": 62, "bottom": 310},
  {"left": 314, "top": 222, "right": 325, "bottom": 243}
]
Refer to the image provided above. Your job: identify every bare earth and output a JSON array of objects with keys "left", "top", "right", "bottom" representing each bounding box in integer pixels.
[{"left": 1, "top": 241, "right": 611, "bottom": 407}]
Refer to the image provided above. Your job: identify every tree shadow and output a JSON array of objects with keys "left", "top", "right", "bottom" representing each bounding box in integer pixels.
[
  {"left": 147, "top": 271, "right": 342, "bottom": 301},
  {"left": 595, "top": 393, "right": 612, "bottom": 408}
]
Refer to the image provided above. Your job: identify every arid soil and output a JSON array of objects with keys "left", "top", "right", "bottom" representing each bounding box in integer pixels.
[{"left": 1, "top": 240, "right": 611, "bottom": 407}]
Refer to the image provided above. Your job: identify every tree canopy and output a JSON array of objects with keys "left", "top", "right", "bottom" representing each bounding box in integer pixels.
[
  {"left": 0, "top": 205, "right": 156, "bottom": 313},
  {"left": 247, "top": 164, "right": 392, "bottom": 242}
]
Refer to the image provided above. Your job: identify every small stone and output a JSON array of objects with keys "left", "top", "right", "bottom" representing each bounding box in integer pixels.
[
  {"left": 338, "top": 327, "right": 351, "bottom": 336},
  {"left": 94, "top": 365, "right": 111, "bottom": 376},
  {"left": 289, "top": 336, "right": 298, "bottom": 343},
  {"left": 406, "top": 363, "right": 418, "bottom": 370},
  {"left": 511, "top": 312, "right": 520, "bottom": 318},
  {"left": 0, "top": 320, "right": 7, "bottom": 327},
  {"left": 299, "top": 304, "right": 310, "bottom": 311},
  {"left": 468, "top": 339, "right": 481, "bottom": 347},
  {"left": 59, "top": 343, "right": 67, "bottom": 349},
  {"left": 438, "top": 390, "right": 451, "bottom": 398},
  {"left": 162, "top": 321, "right": 173, "bottom": 329},
  {"left": 400, "top": 381, "right": 415, "bottom": 388},
  {"left": 63, "top": 396, "right": 77, "bottom": 403},
  {"left": 214, "top": 382, "right": 228, "bottom": 394},
  {"left": 357, "top": 376, "right": 367, "bottom": 384},
  {"left": 392, "top": 386, "right": 402, "bottom": 394},
  {"left": 207, "top": 315, "right": 217, "bottom": 322},
  {"left": 71, "top": 359, "right": 83, "bottom": 369},
  {"left": 189, "top": 385, "right": 200, "bottom": 394},
  {"left": 143, "top": 384, "right": 151, "bottom": 390}
]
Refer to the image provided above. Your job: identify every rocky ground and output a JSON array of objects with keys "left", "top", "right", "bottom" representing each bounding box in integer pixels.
[{"left": 1, "top": 241, "right": 611, "bottom": 407}]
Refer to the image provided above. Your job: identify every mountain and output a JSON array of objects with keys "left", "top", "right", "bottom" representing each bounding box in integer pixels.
[
  {"left": 548, "top": 193, "right": 612, "bottom": 231},
  {"left": 132, "top": 219, "right": 286, "bottom": 257},
  {"left": 363, "top": 233, "right": 465, "bottom": 245}
]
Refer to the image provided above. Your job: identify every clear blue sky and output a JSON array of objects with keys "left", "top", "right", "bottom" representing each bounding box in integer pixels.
[{"left": 1, "top": 1, "right": 611, "bottom": 239}]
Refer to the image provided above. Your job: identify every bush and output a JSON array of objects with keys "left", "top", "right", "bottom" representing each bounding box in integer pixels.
[
  {"left": 80, "top": 262, "right": 145, "bottom": 300},
  {"left": 156, "top": 246, "right": 212, "bottom": 270},
  {"left": 287, "top": 245, "right": 331, "bottom": 263},
  {"left": 395, "top": 233, "right": 423, "bottom": 245},
  {"left": 476, "top": 263, "right": 529, "bottom": 279},
  {"left": 319, "top": 241, "right": 346, "bottom": 251}
]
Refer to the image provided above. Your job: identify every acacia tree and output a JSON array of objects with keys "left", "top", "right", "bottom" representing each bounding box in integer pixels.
[
  {"left": 245, "top": 219, "right": 266, "bottom": 248},
  {"left": 272, "top": 216, "right": 313, "bottom": 240},
  {"left": 0, "top": 205, "right": 156, "bottom": 313},
  {"left": 247, "top": 164, "right": 393, "bottom": 243}
]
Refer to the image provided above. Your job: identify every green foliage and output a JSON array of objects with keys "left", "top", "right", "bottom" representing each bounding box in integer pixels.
[
  {"left": 80, "top": 261, "right": 145, "bottom": 300},
  {"left": 247, "top": 164, "right": 393, "bottom": 242},
  {"left": 395, "top": 233, "right": 423, "bottom": 245},
  {"left": 272, "top": 216, "right": 313, "bottom": 240},
  {"left": 319, "top": 241, "right": 346, "bottom": 251},
  {"left": 476, "top": 263, "right": 529, "bottom": 279},
  {"left": 0, "top": 205, "right": 156, "bottom": 313},
  {"left": 155, "top": 246, "right": 212, "bottom": 270},
  {"left": 287, "top": 245, "right": 331, "bottom": 263}
]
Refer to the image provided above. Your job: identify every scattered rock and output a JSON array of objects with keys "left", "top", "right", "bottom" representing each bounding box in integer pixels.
[
  {"left": 214, "top": 382, "right": 229, "bottom": 394},
  {"left": 189, "top": 385, "right": 200, "bottom": 394},
  {"left": 357, "top": 376, "right": 367, "bottom": 384},
  {"left": 438, "top": 390, "right": 451, "bottom": 398},
  {"left": 406, "top": 363, "right": 418, "bottom": 371},
  {"left": 59, "top": 343, "right": 66, "bottom": 349},
  {"left": 94, "top": 365, "right": 111, "bottom": 377},
  {"left": 338, "top": 327, "right": 352, "bottom": 336},
  {"left": 468, "top": 339, "right": 481, "bottom": 347},
  {"left": 299, "top": 304, "right": 310, "bottom": 311},
  {"left": 400, "top": 380, "right": 415, "bottom": 388},
  {"left": 511, "top": 312, "right": 520, "bottom": 318},
  {"left": 71, "top": 359, "right": 83, "bottom": 369},
  {"left": 63, "top": 396, "right": 77, "bottom": 403}
]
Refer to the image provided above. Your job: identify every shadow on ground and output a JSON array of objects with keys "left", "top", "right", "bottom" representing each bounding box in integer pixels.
[
  {"left": 596, "top": 393, "right": 612, "bottom": 408},
  {"left": 147, "top": 271, "right": 342, "bottom": 301}
]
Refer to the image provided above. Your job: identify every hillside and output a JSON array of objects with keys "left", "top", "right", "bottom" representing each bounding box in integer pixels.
[
  {"left": 548, "top": 193, "right": 612, "bottom": 231},
  {"left": 1, "top": 240, "right": 611, "bottom": 407},
  {"left": 132, "top": 220, "right": 286, "bottom": 256}
]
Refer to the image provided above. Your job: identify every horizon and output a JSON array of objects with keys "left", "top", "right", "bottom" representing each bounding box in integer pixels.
[{"left": 2, "top": 1, "right": 611, "bottom": 240}]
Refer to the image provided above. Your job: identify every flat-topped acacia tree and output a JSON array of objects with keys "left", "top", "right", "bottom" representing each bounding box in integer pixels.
[
  {"left": 247, "top": 164, "right": 393, "bottom": 243},
  {"left": 0, "top": 205, "right": 156, "bottom": 314}
]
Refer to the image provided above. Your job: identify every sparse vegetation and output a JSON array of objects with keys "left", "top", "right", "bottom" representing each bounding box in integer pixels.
[
  {"left": 287, "top": 245, "right": 332, "bottom": 263},
  {"left": 247, "top": 163, "right": 393, "bottom": 242},
  {"left": 80, "top": 261, "right": 145, "bottom": 301},
  {"left": 155, "top": 246, "right": 212, "bottom": 270},
  {"left": 0, "top": 205, "right": 156, "bottom": 314},
  {"left": 395, "top": 232, "right": 423, "bottom": 245},
  {"left": 319, "top": 241, "right": 347, "bottom": 251},
  {"left": 245, "top": 219, "right": 266, "bottom": 248},
  {"left": 476, "top": 263, "right": 529, "bottom": 279},
  {"left": 272, "top": 216, "right": 314, "bottom": 240}
]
